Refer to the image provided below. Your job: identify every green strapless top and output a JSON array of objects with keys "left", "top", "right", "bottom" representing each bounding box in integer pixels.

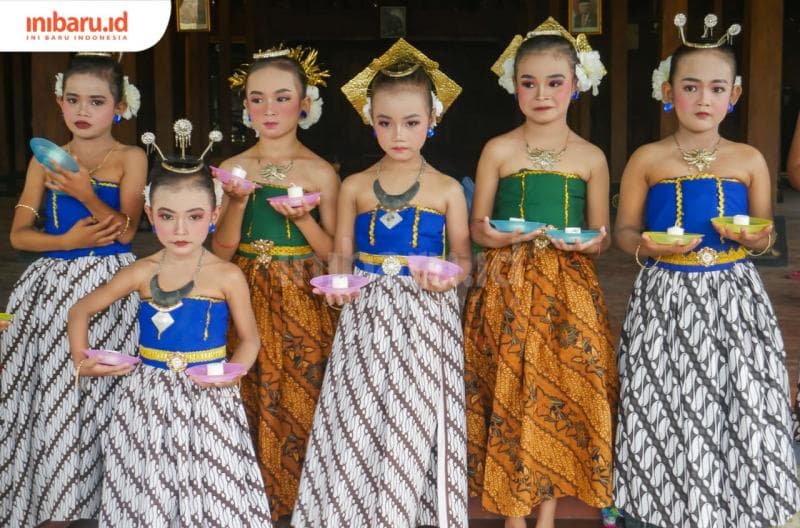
[
  {"left": 240, "top": 184, "right": 319, "bottom": 246},
  {"left": 493, "top": 170, "right": 586, "bottom": 228}
]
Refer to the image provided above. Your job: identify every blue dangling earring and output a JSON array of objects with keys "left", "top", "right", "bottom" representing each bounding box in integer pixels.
[
  {"left": 151, "top": 224, "right": 157, "bottom": 234},
  {"left": 209, "top": 223, "right": 216, "bottom": 234},
  {"left": 572, "top": 91, "right": 580, "bottom": 101},
  {"left": 113, "top": 114, "right": 122, "bottom": 124},
  {"left": 300, "top": 110, "right": 308, "bottom": 119},
  {"left": 663, "top": 102, "right": 673, "bottom": 113},
  {"left": 427, "top": 126, "right": 435, "bottom": 138},
  {"left": 373, "top": 129, "right": 377, "bottom": 138},
  {"left": 728, "top": 103, "right": 734, "bottom": 114}
]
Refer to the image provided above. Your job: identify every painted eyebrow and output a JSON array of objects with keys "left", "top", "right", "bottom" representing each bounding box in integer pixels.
[
  {"left": 518, "top": 73, "right": 566, "bottom": 79},
  {"left": 680, "top": 77, "right": 729, "bottom": 84},
  {"left": 63, "top": 92, "right": 108, "bottom": 98},
  {"left": 374, "top": 113, "right": 422, "bottom": 120},
  {"left": 155, "top": 207, "right": 206, "bottom": 213}
]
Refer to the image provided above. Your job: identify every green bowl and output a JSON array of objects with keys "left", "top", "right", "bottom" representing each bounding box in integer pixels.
[
  {"left": 711, "top": 216, "right": 772, "bottom": 234},
  {"left": 0, "top": 312, "right": 14, "bottom": 322},
  {"left": 643, "top": 231, "right": 703, "bottom": 245}
]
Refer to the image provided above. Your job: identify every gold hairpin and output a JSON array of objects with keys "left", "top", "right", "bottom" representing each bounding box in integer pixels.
[{"left": 229, "top": 45, "right": 330, "bottom": 92}]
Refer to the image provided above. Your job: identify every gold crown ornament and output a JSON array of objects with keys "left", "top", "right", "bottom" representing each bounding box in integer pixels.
[
  {"left": 491, "top": 17, "right": 606, "bottom": 96},
  {"left": 674, "top": 13, "right": 741, "bottom": 49},
  {"left": 341, "top": 38, "right": 462, "bottom": 126},
  {"left": 228, "top": 44, "right": 330, "bottom": 92}
]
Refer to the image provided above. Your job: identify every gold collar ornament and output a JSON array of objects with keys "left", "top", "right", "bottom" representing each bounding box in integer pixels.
[
  {"left": 673, "top": 134, "right": 721, "bottom": 173},
  {"left": 491, "top": 17, "right": 606, "bottom": 96},
  {"left": 341, "top": 38, "right": 462, "bottom": 126}
]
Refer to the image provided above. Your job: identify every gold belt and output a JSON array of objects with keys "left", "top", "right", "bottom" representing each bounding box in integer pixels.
[
  {"left": 658, "top": 246, "right": 747, "bottom": 268},
  {"left": 139, "top": 345, "right": 226, "bottom": 373},
  {"left": 356, "top": 252, "right": 410, "bottom": 276},
  {"left": 238, "top": 240, "right": 313, "bottom": 269}
]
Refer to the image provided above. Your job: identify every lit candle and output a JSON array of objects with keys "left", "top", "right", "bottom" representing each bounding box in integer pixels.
[
  {"left": 428, "top": 260, "right": 443, "bottom": 274},
  {"left": 230, "top": 165, "right": 247, "bottom": 179},
  {"left": 733, "top": 214, "right": 750, "bottom": 226},
  {"left": 331, "top": 275, "right": 349, "bottom": 289},
  {"left": 206, "top": 362, "right": 225, "bottom": 376},
  {"left": 509, "top": 217, "right": 525, "bottom": 222},
  {"left": 565, "top": 227, "right": 582, "bottom": 234},
  {"left": 102, "top": 352, "right": 123, "bottom": 365},
  {"left": 667, "top": 225, "right": 685, "bottom": 236}
]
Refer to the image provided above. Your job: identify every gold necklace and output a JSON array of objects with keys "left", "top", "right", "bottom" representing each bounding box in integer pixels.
[
  {"left": 525, "top": 132, "right": 569, "bottom": 170},
  {"left": 256, "top": 158, "right": 293, "bottom": 182},
  {"left": 673, "top": 134, "right": 720, "bottom": 173},
  {"left": 66, "top": 141, "right": 118, "bottom": 176}
]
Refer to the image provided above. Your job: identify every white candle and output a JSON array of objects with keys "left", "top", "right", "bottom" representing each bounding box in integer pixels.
[
  {"left": 287, "top": 185, "right": 304, "bottom": 198},
  {"left": 102, "top": 352, "right": 123, "bottom": 365},
  {"left": 509, "top": 217, "right": 525, "bottom": 222},
  {"left": 230, "top": 165, "right": 247, "bottom": 179},
  {"left": 667, "top": 225, "right": 685, "bottom": 236},
  {"left": 206, "top": 362, "right": 225, "bottom": 376},
  {"left": 565, "top": 227, "right": 582, "bottom": 234},
  {"left": 733, "top": 214, "right": 750, "bottom": 226},
  {"left": 428, "top": 260, "right": 443, "bottom": 274},
  {"left": 331, "top": 275, "right": 349, "bottom": 289}
]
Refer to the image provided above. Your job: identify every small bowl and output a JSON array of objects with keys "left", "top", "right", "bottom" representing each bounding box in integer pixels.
[
  {"left": 643, "top": 231, "right": 704, "bottom": 245},
  {"left": 547, "top": 229, "right": 601, "bottom": 244},
  {"left": 710, "top": 216, "right": 772, "bottom": 235},
  {"left": 267, "top": 192, "right": 321, "bottom": 208},
  {"left": 406, "top": 255, "right": 463, "bottom": 280},
  {"left": 85, "top": 348, "right": 140, "bottom": 367},
  {"left": 30, "top": 137, "right": 80, "bottom": 173},
  {"left": 490, "top": 219, "right": 547, "bottom": 234},
  {"left": 185, "top": 362, "right": 247, "bottom": 383},
  {"left": 310, "top": 274, "right": 370, "bottom": 295},
  {"left": 209, "top": 166, "right": 259, "bottom": 193}
]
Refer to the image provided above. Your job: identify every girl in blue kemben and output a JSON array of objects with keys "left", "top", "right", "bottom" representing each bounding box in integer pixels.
[
  {"left": 292, "top": 39, "right": 472, "bottom": 528},
  {"left": 67, "top": 139, "right": 273, "bottom": 527},
  {"left": 0, "top": 51, "right": 145, "bottom": 526},
  {"left": 613, "top": 13, "right": 800, "bottom": 528}
]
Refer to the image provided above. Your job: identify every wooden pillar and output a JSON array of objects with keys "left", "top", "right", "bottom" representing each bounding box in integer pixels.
[
  {"left": 30, "top": 53, "right": 70, "bottom": 144},
  {"left": 217, "top": 0, "right": 233, "bottom": 160},
  {"left": 153, "top": 29, "right": 174, "bottom": 144},
  {"left": 609, "top": 0, "right": 628, "bottom": 181},
  {"left": 744, "top": 0, "right": 782, "bottom": 198},
  {"left": 658, "top": 0, "right": 687, "bottom": 138},
  {"left": 0, "top": 55, "right": 10, "bottom": 176},
  {"left": 12, "top": 55, "right": 27, "bottom": 173},
  {"left": 185, "top": 33, "right": 211, "bottom": 141},
  {"left": 115, "top": 53, "right": 137, "bottom": 146}
]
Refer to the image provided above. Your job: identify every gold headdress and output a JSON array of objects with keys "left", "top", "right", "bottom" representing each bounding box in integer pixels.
[
  {"left": 140, "top": 119, "right": 222, "bottom": 174},
  {"left": 673, "top": 13, "right": 741, "bottom": 49},
  {"left": 341, "top": 38, "right": 462, "bottom": 125},
  {"left": 491, "top": 17, "right": 605, "bottom": 96},
  {"left": 228, "top": 44, "right": 330, "bottom": 92},
  {"left": 75, "top": 51, "right": 123, "bottom": 62}
]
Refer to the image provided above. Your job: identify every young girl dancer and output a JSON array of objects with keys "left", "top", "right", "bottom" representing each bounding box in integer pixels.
[
  {"left": 212, "top": 45, "right": 338, "bottom": 523},
  {"left": 68, "top": 126, "right": 273, "bottom": 526},
  {"left": 463, "top": 18, "right": 617, "bottom": 528},
  {"left": 0, "top": 52, "right": 145, "bottom": 526},
  {"left": 292, "top": 38, "right": 471, "bottom": 527},
  {"left": 613, "top": 14, "right": 800, "bottom": 528}
]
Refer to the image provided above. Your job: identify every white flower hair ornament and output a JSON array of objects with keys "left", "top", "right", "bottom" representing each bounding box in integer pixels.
[
  {"left": 361, "top": 90, "right": 444, "bottom": 128},
  {"left": 493, "top": 18, "right": 606, "bottom": 96},
  {"left": 651, "top": 56, "right": 743, "bottom": 102},
  {"left": 298, "top": 85, "right": 323, "bottom": 130},
  {"left": 54, "top": 72, "right": 140, "bottom": 119}
]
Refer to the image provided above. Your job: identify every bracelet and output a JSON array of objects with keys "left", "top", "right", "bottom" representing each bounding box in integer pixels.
[
  {"left": 117, "top": 214, "right": 131, "bottom": 239},
  {"left": 634, "top": 244, "right": 660, "bottom": 269},
  {"left": 15, "top": 203, "right": 40, "bottom": 219},
  {"left": 73, "top": 358, "right": 88, "bottom": 388},
  {"left": 744, "top": 231, "right": 775, "bottom": 257},
  {"left": 325, "top": 300, "right": 343, "bottom": 311},
  {"left": 213, "top": 232, "right": 239, "bottom": 249}
]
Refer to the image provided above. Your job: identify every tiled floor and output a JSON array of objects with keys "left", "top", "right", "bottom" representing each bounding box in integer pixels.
[{"left": 3, "top": 189, "right": 799, "bottom": 527}]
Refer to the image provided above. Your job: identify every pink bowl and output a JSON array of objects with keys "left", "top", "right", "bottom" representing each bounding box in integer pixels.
[
  {"left": 405, "top": 255, "right": 462, "bottom": 280},
  {"left": 267, "top": 192, "right": 321, "bottom": 208},
  {"left": 85, "top": 348, "right": 140, "bottom": 367},
  {"left": 310, "top": 274, "right": 370, "bottom": 295},
  {"left": 185, "top": 362, "right": 247, "bottom": 383},
  {"left": 210, "top": 166, "right": 259, "bottom": 193}
]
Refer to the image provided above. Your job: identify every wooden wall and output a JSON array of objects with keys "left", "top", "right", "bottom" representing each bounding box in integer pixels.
[{"left": 0, "top": 0, "right": 788, "bottom": 196}]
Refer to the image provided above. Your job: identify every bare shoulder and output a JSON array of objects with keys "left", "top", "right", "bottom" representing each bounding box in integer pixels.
[
  {"left": 118, "top": 143, "right": 146, "bottom": 162},
  {"left": 125, "top": 254, "right": 160, "bottom": 280},
  {"left": 481, "top": 129, "right": 519, "bottom": 159},
  {"left": 206, "top": 257, "right": 247, "bottom": 287},
  {"left": 220, "top": 146, "right": 258, "bottom": 170},
  {"left": 427, "top": 165, "right": 463, "bottom": 196},
  {"left": 340, "top": 169, "right": 372, "bottom": 193},
  {"left": 570, "top": 135, "right": 607, "bottom": 164},
  {"left": 626, "top": 141, "right": 669, "bottom": 171},
  {"left": 299, "top": 148, "right": 338, "bottom": 184},
  {"left": 724, "top": 140, "right": 765, "bottom": 166}
]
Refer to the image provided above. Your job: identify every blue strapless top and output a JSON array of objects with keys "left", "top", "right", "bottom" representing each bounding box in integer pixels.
[
  {"left": 645, "top": 175, "right": 748, "bottom": 271},
  {"left": 354, "top": 206, "right": 446, "bottom": 276},
  {"left": 138, "top": 297, "right": 228, "bottom": 369},
  {"left": 44, "top": 180, "right": 131, "bottom": 259}
]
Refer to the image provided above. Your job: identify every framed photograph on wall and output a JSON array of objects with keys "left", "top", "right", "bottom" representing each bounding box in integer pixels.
[
  {"left": 569, "top": 0, "right": 602, "bottom": 35},
  {"left": 176, "top": 0, "right": 211, "bottom": 32},
  {"left": 380, "top": 6, "right": 406, "bottom": 38}
]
